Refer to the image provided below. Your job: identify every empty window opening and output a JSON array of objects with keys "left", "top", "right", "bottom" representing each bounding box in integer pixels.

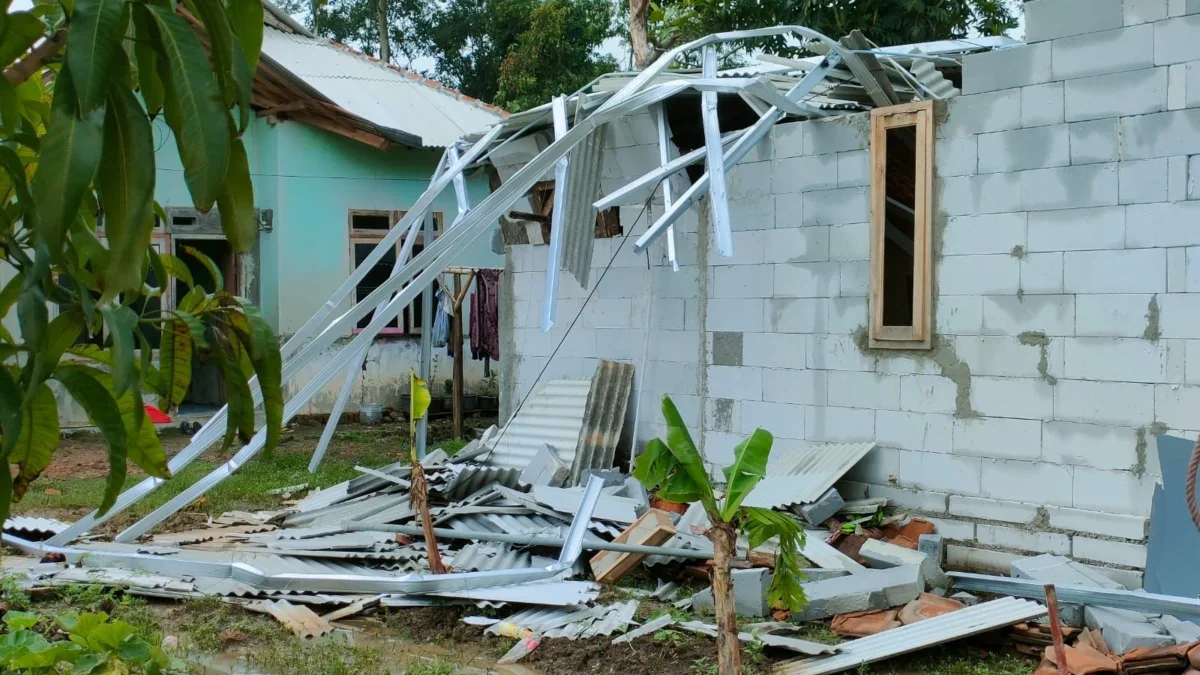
[{"left": 870, "top": 102, "right": 933, "bottom": 349}]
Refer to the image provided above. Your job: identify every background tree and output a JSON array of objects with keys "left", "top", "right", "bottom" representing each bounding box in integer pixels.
[
  {"left": 275, "top": 0, "right": 430, "bottom": 66},
  {"left": 634, "top": 396, "right": 807, "bottom": 675},
  {"left": 647, "top": 0, "right": 1018, "bottom": 63},
  {"left": 0, "top": 0, "right": 285, "bottom": 522},
  {"left": 494, "top": 0, "right": 618, "bottom": 111}
]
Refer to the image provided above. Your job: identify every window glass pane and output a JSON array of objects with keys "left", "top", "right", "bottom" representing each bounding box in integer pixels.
[
  {"left": 351, "top": 213, "right": 391, "bottom": 231},
  {"left": 882, "top": 125, "right": 917, "bottom": 328},
  {"left": 354, "top": 242, "right": 398, "bottom": 329}
]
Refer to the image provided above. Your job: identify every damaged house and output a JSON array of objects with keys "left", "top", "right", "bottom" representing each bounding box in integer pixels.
[{"left": 494, "top": 0, "right": 1200, "bottom": 589}]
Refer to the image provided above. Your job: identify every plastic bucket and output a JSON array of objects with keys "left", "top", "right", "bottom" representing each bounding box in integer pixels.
[{"left": 361, "top": 402, "right": 383, "bottom": 425}]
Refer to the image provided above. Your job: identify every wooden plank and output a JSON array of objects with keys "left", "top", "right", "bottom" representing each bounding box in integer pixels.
[
  {"left": 589, "top": 509, "right": 676, "bottom": 584},
  {"left": 868, "top": 106, "right": 888, "bottom": 344}
]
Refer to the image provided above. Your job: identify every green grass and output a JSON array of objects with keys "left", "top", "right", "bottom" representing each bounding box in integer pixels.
[
  {"left": 855, "top": 648, "right": 1037, "bottom": 675},
  {"left": 246, "top": 640, "right": 388, "bottom": 675},
  {"left": 404, "top": 660, "right": 459, "bottom": 675},
  {"left": 180, "top": 597, "right": 288, "bottom": 653},
  {"left": 12, "top": 427, "right": 471, "bottom": 520}
]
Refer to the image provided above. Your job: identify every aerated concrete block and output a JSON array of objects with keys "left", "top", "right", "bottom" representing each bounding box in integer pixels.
[
  {"left": 1156, "top": 615, "right": 1200, "bottom": 644},
  {"left": 794, "top": 565, "right": 924, "bottom": 621},
  {"left": 918, "top": 534, "right": 945, "bottom": 564},
  {"left": 520, "top": 444, "right": 571, "bottom": 487},
  {"left": 691, "top": 568, "right": 772, "bottom": 617},
  {"left": 1025, "top": 0, "right": 1123, "bottom": 43},
  {"left": 859, "top": 538, "right": 950, "bottom": 590},
  {"left": 1085, "top": 606, "right": 1173, "bottom": 654},
  {"left": 1011, "top": 554, "right": 1126, "bottom": 627},
  {"left": 792, "top": 488, "right": 845, "bottom": 526},
  {"left": 950, "top": 592, "right": 980, "bottom": 607}
]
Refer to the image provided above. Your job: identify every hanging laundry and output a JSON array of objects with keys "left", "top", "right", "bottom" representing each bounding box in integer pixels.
[
  {"left": 432, "top": 286, "right": 451, "bottom": 349},
  {"left": 470, "top": 269, "right": 501, "bottom": 361}
]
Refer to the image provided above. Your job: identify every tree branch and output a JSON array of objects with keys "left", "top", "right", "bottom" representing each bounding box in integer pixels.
[{"left": 5, "top": 29, "right": 67, "bottom": 87}]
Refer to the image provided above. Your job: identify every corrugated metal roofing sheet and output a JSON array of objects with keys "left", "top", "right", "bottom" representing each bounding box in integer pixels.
[
  {"left": 447, "top": 543, "right": 531, "bottom": 571},
  {"left": 261, "top": 27, "right": 503, "bottom": 147},
  {"left": 741, "top": 442, "right": 877, "bottom": 510},
  {"left": 773, "top": 598, "right": 1047, "bottom": 675},
  {"left": 570, "top": 360, "right": 635, "bottom": 485},
  {"left": 481, "top": 379, "right": 592, "bottom": 470},
  {"left": 4, "top": 517, "right": 68, "bottom": 540},
  {"left": 561, "top": 123, "right": 609, "bottom": 287}
]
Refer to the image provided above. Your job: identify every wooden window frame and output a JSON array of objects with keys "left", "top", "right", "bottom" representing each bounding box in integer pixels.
[
  {"left": 348, "top": 210, "right": 442, "bottom": 337},
  {"left": 869, "top": 100, "right": 934, "bottom": 350}
]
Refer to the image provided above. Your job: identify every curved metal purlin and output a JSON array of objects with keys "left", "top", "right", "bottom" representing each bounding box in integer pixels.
[{"left": 48, "top": 25, "right": 938, "bottom": 549}]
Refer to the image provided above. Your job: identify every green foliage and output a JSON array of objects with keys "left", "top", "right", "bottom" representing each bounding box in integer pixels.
[
  {"left": 647, "top": 0, "right": 1017, "bottom": 63},
  {"left": 0, "top": 0, "right": 285, "bottom": 522},
  {"left": 634, "top": 395, "right": 807, "bottom": 613},
  {"left": 0, "top": 609, "right": 184, "bottom": 674}
]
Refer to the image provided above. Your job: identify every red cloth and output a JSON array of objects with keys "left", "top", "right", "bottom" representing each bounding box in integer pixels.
[{"left": 470, "top": 269, "right": 501, "bottom": 361}]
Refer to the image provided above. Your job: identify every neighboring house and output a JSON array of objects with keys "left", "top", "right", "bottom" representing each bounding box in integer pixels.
[
  {"left": 37, "top": 1, "right": 505, "bottom": 425},
  {"left": 499, "top": 0, "right": 1198, "bottom": 585}
]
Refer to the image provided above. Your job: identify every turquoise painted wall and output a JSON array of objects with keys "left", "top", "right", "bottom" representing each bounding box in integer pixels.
[{"left": 151, "top": 116, "right": 500, "bottom": 336}]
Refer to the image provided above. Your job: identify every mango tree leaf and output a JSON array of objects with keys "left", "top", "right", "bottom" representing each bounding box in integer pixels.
[
  {"left": 155, "top": 319, "right": 190, "bottom": 410},
  {"left": 31, "top": 68, "right": 105, "bottom": 256},
  {"left": 214, "top": 333, "right": 253, "bottom": 448},
  {"left": 98, "top": 304, "right": 137, "bottom": 396},
  {"left": 180, "top": 244, "right": 223, "bottom": 289},
  {"left": 138, "top": 3, "right": 229, "bottom": 210},
  {"left": 659, "top": 395, "right": 717, "bottom": 515},
  {"left": 228, "top": 304, "right": 280, "bottom": 452},
  {"left": 216, "top": 137, "right": 255, "bottom": 251},
  {"left": 0, "top": 12, "right": 46, "bottom": 67},
  {"left": 0, "top": 273, "right": 19, "bottom": 324},
  {"left": 172, "top": 309, "right": 209, "bottom": 349},
  {"left": 53, "top": 364, "right": 128, "bottom": 514},
  {"left": 131, "top": 7, "right": 164, "bottom": 115},
  {"left": 97, "top": 82, "right": 155, "bottom": 296},
  {"left": 45, "top": 310, "right": 85, "bottom": 370},
  {"left": 187, "top": 0, "right": 251, "bottom": 131},
  {"left": 66, "top": 0, "right": 126, "bottom": 112},
  {"left": 719, "top": 428, "right": 772, "bottom": 522},
  {"left": 66, "top": 344, "right": 164, "bottom": 396},
  {"left": 0, "top": 78, "right": 20, "bottom": 135},
  {"left": 10, "top": 382, "right": 59, "bottom": 501},
  {"left": 17, "top": 284, "right": 47, "bottom": 348},
  {"left": 0, "top": 145, "right": 31, "bottom": 209},
  {"left": 0, "top": 365, "right": 20, "bottom": 454},
  {"left": 227, "top": 0, "right": 263, "bottom": 72},
  {"left": 159, "top": 253, "right": 193, "bottom": 287}
]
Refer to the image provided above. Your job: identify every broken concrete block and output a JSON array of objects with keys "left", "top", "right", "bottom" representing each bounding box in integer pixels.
[
  {"left": 794, "top": 565, "right": 923, "bottom": 622},
  {"left": 950, "top": 592, "right": 980, "bottom": 607},
  {"left": 792, "top": 488, "right": 845, "bottom": 526},
  {"left": 581, "top": 469, "right": 626, "bottom": 488},
  {"left": 798, "top": 568, "right": 851, "bottom": 583},
  {"left": 1085, "top": 606, "right": 1173, "bottom": 655},
  {"left": 691, "top": 568, "right": 773, "bottom": 618},
  {"left": 1156, "top": 615, "right": 1200, "bottom": 644},
  {"left": 520, "top": 444, "right": 570, "bottom": 487},
  {"left": 1010, "top": 554, "right": 1125, "bottom": 627},
  {"left": 621, "top": 476, "right": 649, "bottom": 508},
  {"left": 859, "top": 538, "right": 950, "bottom": 590},
  {"left": 918, "top": 534, "right": 945, "bottom": 564}
]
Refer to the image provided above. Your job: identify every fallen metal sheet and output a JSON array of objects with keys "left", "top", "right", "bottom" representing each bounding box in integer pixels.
[
  {"left": 447, "top": 543, "right": 532, "bottom": 572},
  {"left": 48, "top": 567, "right": 196, "bottom": 593},
  {"left": 741, "top": 442, "right": 877, "bottom": 509},
  {"left": 442, "top": 512, "right": 567, "bottom": 537},
  {"left": 674, "top": 621, "right": 840, "bottom": 655},
  {"left": 486, "top": 605, "right": 604, "bottom": 638},
  {"left": 479, "top": 380, "right": 592, "bottom": 470},
  {"left": 613, "top": 614, "right": 675, "bottom": 644},
  {"left": 579, "top": 600, "right": 638, "bottom": 638},
  {"left": 420, "top": 580, "right": 600, "bottom": 607},
  {"left": 773, "top": 598, "right": 1047, "bottom": 675},
  {"left": 433, "top": 464, "right": 524, "bottom": 501},
  {"left": 152, "top": 525, "right": 276, "bottom": 547},
  {"left": 561, "top": 120, "right": 608, "bottom": 289},
  {"left": 292, "top": 483, "right": 352, "bottom": 513},
  {"left": 532, "top": 485, "right": 639, "bottom": 523},
  {"left": 4, "top": 517, "right": 68, "bottom": 540},
  {"left": 1144, "top": 434, "right": 1200, "bottom": 599},
  {"left": 570, "top": 360, "right": 635, "bottom": 485},
  {"left": 256, "top": 599, "right": 336, "bottom": 640},
  {"left": 263, "top": 532, "right": 396, "bottom": 551},
  {"left": 948, "top": 572, "right": 1200, "bottom": 620},
  {"left": 284, "top": 494, "right": 409, "bottom": 529}
]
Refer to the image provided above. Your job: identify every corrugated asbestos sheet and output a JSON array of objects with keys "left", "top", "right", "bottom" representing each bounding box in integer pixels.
[
  {"left": 257, "top": 599, "right": 336, "bottom": 640},
  {"left": 283, "top": 493, "right": 409, "bottom": 528},
  {"left": 433, "top": 464, "right": 524, "bottom": 500},
  {"left": 442, "top": 512, "right": 566, "bottom": 537},
  {"left": 260, "top": 27, "right": 502, "bottom": 147},
  {"left": 4, "top": 517, "right": 68, "bottom": 540},
  {"left": 907, "top": 58, "right": 958, "bottom": 98},
  {"left": 772, "top": 598, "right": 1047, "bottom": 675},
  {"left": 481, "top": 379, "right": 592, "bottom": 470},
  {"left": 447, "top": 543, "right": 531, "bottom": 571},
  {"left": 570, "top": 360, "right": 635, "bottom": 484},
  {"left": 561, "top": 122, "right": 609, "bottom": 287},
  {"left": 741, "top": 442, "right": 877, "bottom": 509}
]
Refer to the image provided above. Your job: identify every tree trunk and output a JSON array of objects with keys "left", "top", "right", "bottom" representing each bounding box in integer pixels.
[
  {"left": 409, "top": 463, "right": 446, "bottom": 573},
  {"left": 628, "top": 0, "right": 651, "bottom": 69},
  {"left": 376, "top": 0, "right": 391, "bottom": 63},
  {"left": 708, "top": 522, "right": 742, "bottom": 675}
]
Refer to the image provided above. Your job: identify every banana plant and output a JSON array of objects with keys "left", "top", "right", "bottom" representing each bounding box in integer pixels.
[
  {"left": 0, "top": 0, "right": 285, "bottom": 523},
  {"left": 634, "top": 395, "right": 807, "bottom": 675}
]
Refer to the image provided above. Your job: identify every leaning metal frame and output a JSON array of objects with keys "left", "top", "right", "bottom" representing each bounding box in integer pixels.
[{"left": 46, "top": 25, "right": 921, "bottom": 549}]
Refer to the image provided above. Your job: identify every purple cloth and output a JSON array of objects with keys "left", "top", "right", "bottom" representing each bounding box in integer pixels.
[{"left": 470, "top": 269, "right": 501, "bottom": 361}]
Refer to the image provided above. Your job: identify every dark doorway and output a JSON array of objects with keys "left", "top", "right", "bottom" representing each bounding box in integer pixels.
[{"left": 175, "top": 238, "right": 236, "bottom": 414}]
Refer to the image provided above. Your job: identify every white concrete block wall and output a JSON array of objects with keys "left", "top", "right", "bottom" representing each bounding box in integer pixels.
[{"left": 499, "top": 0, "right": 1200, "bottom": 575}]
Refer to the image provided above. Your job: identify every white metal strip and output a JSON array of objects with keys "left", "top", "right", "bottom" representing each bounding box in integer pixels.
[
  {"left": 540, "top": 96, "right": 571, "bottom": 333},
  {"left": 701, "top": 47, "right": 732, "bottom": 257},
  {"left": 653, "top": 103, "right": 679, "bottom": 271}
]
